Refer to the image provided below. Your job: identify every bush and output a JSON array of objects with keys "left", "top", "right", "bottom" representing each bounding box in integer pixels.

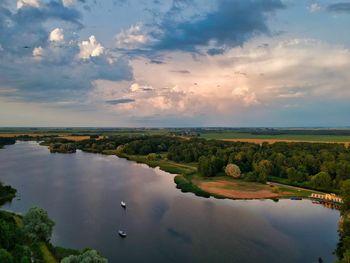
[
  {"left": 147, "top": 153, "right": 160, "bottom": 161},
  {"left": 311, "top": 172, "right": 332, "bottom": 189},
  {"left": 174, "top": 175, "right": 210, "bottom": 198},
  {"left": 23, "top": 207, "right": 55, "bottom": 242},
  {"left": 61, "top": 249, "right": 107, "bottom": 263},
  {"left": 243, "top": 172, "right": 258, "bottom": 182},
  {"left": 0, "top": 248, "right": 13, "bottom": 263},
  {"left": 49, "top": 143, "right": 76, "bottom": 153},
  {"left": 225, "top": 164, "right": 241, "bottom": 178}
]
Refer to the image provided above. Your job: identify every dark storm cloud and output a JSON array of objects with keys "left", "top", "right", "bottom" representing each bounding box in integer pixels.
[
  {"left": 327, "top": 2, "right": 350, "bottom": 13},
  {"left": 105, "top": 98, "right": 135, "bottom": 104},
  {"left": 150, "top": 0, "right": 285, "bottom": 53}
]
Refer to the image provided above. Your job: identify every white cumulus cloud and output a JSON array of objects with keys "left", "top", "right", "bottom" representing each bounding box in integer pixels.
[
  {"left": 62, "top": 0, "right": 76, "bottom": 7},
  {"left": 115, "top": 23, "right": 149, "bottom": 49},
  {"left": 49, "top": 28, "right": 64, "bottom": 42},
  {"left": 17, "top": 0, "right": 41, "bottom": 9},
  {"left": 232, "top": 86, "right": 259, "bottom": 106},
  {"left": 78, "top": 35, "right": 105, "bottom": 60},
  {"left": 308, "top": 3, "right": 322, "bottom": 13},
  {"left": 32, "top": 46, "right": 44, "bottom": 61}
]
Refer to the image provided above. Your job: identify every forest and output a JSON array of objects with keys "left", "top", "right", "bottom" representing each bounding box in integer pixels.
[{"left": 71, "top": 135, "right": 350, "bottom": 193}]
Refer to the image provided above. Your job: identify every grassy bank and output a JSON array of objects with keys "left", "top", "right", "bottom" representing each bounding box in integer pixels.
[
  {"left": 114, "top": 153, "right": 211, "bottom": 197},
  {"left": 56, "top": 144, "right": 323, "bottom": 201},
  {"left": 113, "top": 153, "right": 316, "bottom": 200},
  {"left": 36, "top": 137, "right": 336, "bottom": 201}
]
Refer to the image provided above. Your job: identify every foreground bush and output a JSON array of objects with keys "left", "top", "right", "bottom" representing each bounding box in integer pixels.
[
  {"left": 23, "top": 207, "right": 55, "bottom": 242},
  {"left": 61, "top": 249, "right": 108, "bottom": 263}
]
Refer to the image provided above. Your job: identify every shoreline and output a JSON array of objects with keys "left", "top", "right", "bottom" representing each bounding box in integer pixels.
[
  {"left": 112, "top": 152, "right": 322, "bottom": 202},
  {"left": 7, "top": 140, "right": 337, "bottom": 202}
]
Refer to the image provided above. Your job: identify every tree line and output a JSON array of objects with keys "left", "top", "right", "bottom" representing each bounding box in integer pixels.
[{"left": 70, "top": 135, "right": 350, "bottom": 193}]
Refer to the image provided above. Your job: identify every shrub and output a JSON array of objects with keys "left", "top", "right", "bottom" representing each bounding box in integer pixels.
[
  {"left": 225, "top": 164, "right": 241, "bottom": 178},
  {"left": 23, "top": 207, "right": 55, "bottom": 242}
]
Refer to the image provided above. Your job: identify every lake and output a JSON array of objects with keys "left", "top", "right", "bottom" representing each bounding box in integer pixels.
[{"left": 0, "top": 141, "right": 340, "bottom": 263}]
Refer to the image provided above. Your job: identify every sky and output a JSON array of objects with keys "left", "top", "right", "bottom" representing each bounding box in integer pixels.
[{"left": 0, "top": 0, "right": 350, "bottom": 127}]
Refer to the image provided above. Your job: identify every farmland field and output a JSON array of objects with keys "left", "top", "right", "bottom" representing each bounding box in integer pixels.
[{"left": 200, "top": 131, "right": 350, "bottom": 144}]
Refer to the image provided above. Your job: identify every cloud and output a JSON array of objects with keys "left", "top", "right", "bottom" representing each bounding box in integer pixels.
[
  {"left": 62, "top": 0, "right": 76, "bottom": 7},
  {"left": 150, "top": 60, "right": 165, "bottom": 64},
  {"left": 0, "top": 0, "right": 82, "bottom": 55},
  {"left": 207, "top": 48, "right": 225, "bottom": 56},
  {"left": 231, "top": 86, "right": 259, "bottom": 106},
  {"left": 17, "top": 0, "right": 41, "bottom": 9},
  {"left": 49, "top": 28, "right": 64, "bottom": 42},
  {"left": 78, "top": 35, "right": 105, "bottom": 59},
  {"left": 308, "top": 3, "right": 322, "bottom": 13},
  {"left": 150, "top": 0, "right": 285, "bottom": 53},
  {"left": 87, "top": 37, "right": 350, "bottom": 125},
  {"left": 105, "top": 98, "right": 135, "bottom": 105},
  {"left": 278, "top": 91, "right": 305, "bottom": 98},
  {"left": 327, "top": 2, "right": 350, "bottom": 13},
  {"left": 115, "top": 23, "right": 150, "bottom": 49},
  {"left": 169, "top": 70, "right": 190, "bottom": 74},
  {"left": 32, "top": 46, "right": 43, "bottom": 60},
  {"left": 130, "top": 83, "right": 154, "bottom": 92},
  {"left": 0, "top": 3, "right": 133, "bottom": 104}
]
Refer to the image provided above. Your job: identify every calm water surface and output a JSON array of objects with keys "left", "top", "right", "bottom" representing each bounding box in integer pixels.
[{"left": 0, "top": 142, "right": 340, "bottom": 263}]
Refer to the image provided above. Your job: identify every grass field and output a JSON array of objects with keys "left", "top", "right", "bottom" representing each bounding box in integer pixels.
[
  {"left": 200, "top": 131, "right": 350, "bottom": 144},
  {"left": 192, "top": 175, "right": 316, "bottom": 199},
  {"left": 0, "top": 128, "right": 169, "bottom": 137},
  {"left": 2, "top": 128, "right": 350, "bottom": 144}
]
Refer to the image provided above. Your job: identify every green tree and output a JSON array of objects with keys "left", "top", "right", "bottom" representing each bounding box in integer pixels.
[
  {"left": 147, "top": 153, "right": 160, "bottom": 161},
  {"left": 311, "top": 172, "right": 332, "bottom": 189},
  {"left": 61, "top": 249, "right": 107, "bottom": 263},
  {"left": 12, "top": 245, "right": 31, "bottom": 263},
  {"left": 225, "top": 164, "right": 241, "bottom": 178},
  {"left": 198, "top": 156, "right": 211, "bottom": 176},
  {"left": 0, "top": 219, "right": 16, "bottom": 249},
  {"left": 23, "top": 207, "right": 55, "bottom": 242},
  {"left": 0, "top": 248, "right": 13, "bottom": 263},
  {"left": 254, "top": 160, "right": 272, "bottom": 183},
  {"left": 341, "top": 180, "right": 350, "bottom": 212},
  {"left": 198, "top": 156, "right": 224, "bottom": 177},
  {"left": 286, "top": 167, "right": 306, "bottom": 183}
]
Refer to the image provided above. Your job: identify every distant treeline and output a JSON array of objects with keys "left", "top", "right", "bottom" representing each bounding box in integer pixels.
[{"left": 3, "top": 127, "right": 350, "bottom": 137}]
